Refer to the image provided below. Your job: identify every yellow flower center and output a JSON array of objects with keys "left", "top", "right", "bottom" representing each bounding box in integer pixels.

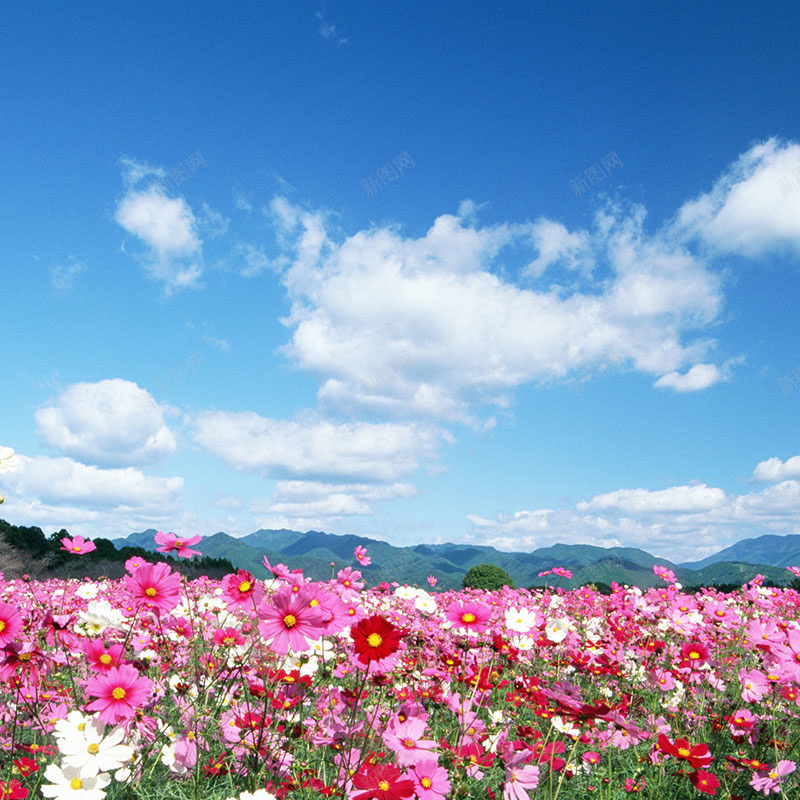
[
  {"left": 310, "top": 598, "right": 319, "bottom": 606},
  {"left": 421, "top": 777, "right": 432, "bottom": 788},
  {"left": 87, "top": 743, "right": 99, "bottom": 754},
  {"left": 378, "top": 781, "right": 390, "bottom": 791},
  {"left": 77, "top": 723, "right": 86, "bottom": 731},
  {"left": 99, "top": 654, "right": 112, "bottom": 665},
  {"left": 175, "top": 540, "right": 183, "bottom": 547},
  {"left": 462, "top": 612, "right": 476, "bottom": 623},
  {"left": 0, "top": 621, "right": 5, "bottom": 633},
  {"left": 238, "top": 580, "right": 251, "bottom": 593},
  {"left": 70, "top": 778, "right": 83, "bottom": 789},
  {"left": 73, "top": 546, "right": 82, "bottom": 552},
  {"left": 689, "top": 651, "right": 700, "bottom": 659},
  {"left": 677, "top": 746, "right": 690, "bottom": 758},
  {"left": 145, "top": 587, "right": 157, "bottom": 597},
  {"left": 403, "top": 738, "right": 416, "bottom": 748},
  {"left": 18, "top": 653, "right": 31, "bottom": 661},
  {"left": 112, "top": 687, "right": 126, "bottom": 700},
  {"left": 367, "top": 632, "right": 383, "bottom": 648},
  {"left": 283, "top": 614, "right": 297, "bottom": 628}
]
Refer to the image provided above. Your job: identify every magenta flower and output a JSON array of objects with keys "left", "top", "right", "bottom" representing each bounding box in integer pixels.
[
  {"left": 354, "top": 545, "right": 371, "bottom": 566},
  {"left": 0, "top": 602, "right": 23, "bottom": 647},
  {"left": 503, "top": 752, "right": 540, "bottom": 800},
  {"left": 60, "top": 535, "right": 96, "bottom": 555},
  {"left": 445, "top": 601, "right": 490, "bottom": 633},
  {"left": 653, "top": 564, "right": 677, "bottom": 583},
  {"left": 124, "top": 561, "right": 182, "bottom": 614},
  {"left": 125, "top": 555, "right": 146, "bottom": 572},
  {"left": 221, "top": 569, "right": 263, "bottom": 609},
  {"left": 739, "top": 667, "right": 770, "bottom": 703},
  {"left": 154, "top": 531, "right": 202, "bottom": 558},
  {"left": 256, "top": 587, "right": 325, "bottom": 655},
  {"left": 413, "top": 760, "right": 451, "bottom": 800},
  {"left": 750, "top": 760, "right": 796, "bottom": 795},
  {"left": 86, "top": 664, "right": 152, "bottom": 724}
]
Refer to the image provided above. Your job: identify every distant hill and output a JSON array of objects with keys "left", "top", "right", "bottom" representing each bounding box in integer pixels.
[
  {"left": 680, "top": 534, "right": 800, "bottom": 570},
  {"left": 112, "top": 528, "right": 799, "bottom": 590}
]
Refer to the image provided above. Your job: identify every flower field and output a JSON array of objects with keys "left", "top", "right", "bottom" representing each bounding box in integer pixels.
[{"left": 1, "top": 536, "right": 799, "bottom": 800}]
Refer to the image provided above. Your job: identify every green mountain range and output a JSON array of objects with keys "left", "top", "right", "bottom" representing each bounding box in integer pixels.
[{"left": 112, "top": 529, "right": 800, "bottom": 591}]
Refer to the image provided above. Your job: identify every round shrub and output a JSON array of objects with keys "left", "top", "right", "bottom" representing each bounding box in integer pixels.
[{"left": 462, "top": 563, "right": 514, "bottom": 591}]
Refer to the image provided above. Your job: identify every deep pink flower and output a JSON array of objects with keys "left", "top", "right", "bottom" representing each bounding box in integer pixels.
[
  {"left": 445, "top": 601, "right": 490, "bottom": 633},
  {"left": 154, "top": 531, "right": 202, "bottom": 558},
  {"left": 124, "top": 561, "right": 182, "bottom": 613},
  {"left": 354, "top": 545, "right": 371, "bottom": 566},
  {"left": 0, "top": 603, "right": 23, "bottom": 647},
  {"left": 256, "top": 587, "right": 325, "bottom": 655},
  {"left": 413, "top": 760, "right": 451, "bottom": 800},
  {"left": 221, "top": 569, "right": 263, "bottom": 609},
  {"left": 60, "top": 535, "right": 96, "bottom": 555},
  {"left": 86, "top": 664, "right": 152, "bottom": 724},
  {"left": 82, "top": 639, "right": 124, "bottom": 673},
  {"left": 384, "top": 718, "right": 438, "bottom": 766}
]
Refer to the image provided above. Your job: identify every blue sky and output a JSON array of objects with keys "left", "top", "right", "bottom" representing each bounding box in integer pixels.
[{"left": 3, "top": 2, "right": 800, "bottom": 562}]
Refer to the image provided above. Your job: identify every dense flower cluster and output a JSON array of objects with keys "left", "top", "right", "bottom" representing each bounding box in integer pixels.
[{"left": 0, "top": 541, "right": 798, "bottom": 799}]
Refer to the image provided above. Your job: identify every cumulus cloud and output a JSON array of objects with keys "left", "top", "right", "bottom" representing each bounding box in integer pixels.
[
  {"left": 35, "top": 379, "right": 177, "bottom": 466},
  {"left": 268, "top": 193, "right": 728, "bottom": 423},
  {"left": 676, "top": 137, "right": 800, "bottom": 259},
  {"left": 4, "top": 455, "right": 183, "bottom": 508},
  {"left": 191, "top": 410, "right": 447, "bottom": 481},
  {"left": 752, "top": 455, "right": 800, "bottom": 482},
  {"left": 115, "top": 158, "right": 203, "bottom": 291},
  {"left": 467, "top": 467, "right": 800, "bottom": 562}
]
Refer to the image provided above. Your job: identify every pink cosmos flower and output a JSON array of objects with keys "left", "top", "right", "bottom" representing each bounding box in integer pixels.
[
  {"left": 86, "top": 664, "right": 152, "bottom": 724},
  {"left": 125, "top": 555, "right": 146, "bottom": 572},
  {"left": 786, "top": 566, "right": 800, "bottom": 577},
  {"left": 221, "top": 569, "right": 263, "bottom": 609},
  {"left": 336, "top": 567, "right": 364, "bottom": 599},
  {"left": 82, "top": 639, "right": 124, "bottom": 673},
  {"left": 354, "top": 545, "right": 371, "bottom": 566},
  {"left": 750, "top": 760, "right": 796, "bottom": 795},
  {"left": 552, "top": 566, "right": 573, "bottom": 578},
  {"left": 60, "top": 535, "right": 96, "bottom": 555},
  {"left": 445, "top": 601, "right": 490, "bottom": 633},
  {"left": 154, "top": 531, "right": 202, "bottom": 558},
  {"left": 739, "top": 667, "right": 770, "bottom": 703},
  {"left": 383, "top": 718, "right": 438, "bottom": 767},
  {"left": 213, "top": 627, "right": 246, "bottom": 648},
  {"left": 503, "top": 751, "right": 540, "bottom": 800},
  {"left": 256, "top": 587, "right": 325, "bottom": 655},
  {"left": 413, "top": 760, "right": 451, "bottom": 800},
  {"left": 427, "top": 575, "right": 437, "bottom": 587},
  {"left": 0, "top": 602, "right": 23, "bottom": 647},
  {"left": 124, "top": 561, "right": 182, "bottom": 614},
  {"left": 653, "top": 564, "right": 677, "bottom": 583},
  {"left": 772, "top": 628, "right": 800, "bottom": 682}
]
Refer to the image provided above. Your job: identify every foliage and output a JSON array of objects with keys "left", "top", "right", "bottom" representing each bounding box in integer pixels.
[{"left": 462, "top": 562, "right": 514, "bottom": 590}]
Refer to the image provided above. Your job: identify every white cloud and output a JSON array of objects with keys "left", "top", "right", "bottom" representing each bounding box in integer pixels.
[
  {"left": 467, "top": 466, "right": 800, "bottom": 562},
  {"left": 197, "top": 202, "right": 229, "bottom": 238},
  {"left": 676, "top": 137, "right": 800, "bottom": 259},
  {"left": 191, "top": 410, "right": 446, "bottom": 481},
  {"left": 315, "top": 11, "right": 348, "bottom": 45},
  {"left": 654, "top": 363, "right": 724, "bottom": 392},
  {"left": 577, "top": 484, "right": 726, "bottom": 513},
  {"left": 35, "top": 379, "right": 177, "bottom": 466},
  {"left": 115, "top": 159, "right": 203, "bottom": 292},
  {"left": 50, "top": 256, "right": 86, "bottom": 293},
  {"left": 752, "top": 455, "right": 800, "bottom": 482},
  {"left": 269, "top": 196, "right": 725, "bottom": 422},
  {"left": 4, "top": 455, "right": 183, "bottom": 508}
]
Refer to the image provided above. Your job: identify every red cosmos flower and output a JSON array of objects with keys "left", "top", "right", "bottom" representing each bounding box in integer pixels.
[
  {"left": 124, "top": 560, "right": 182, "bottom": 614},
  {"left": 0, "top": 779, "right": 27, "bottom": 799},
  {"left": 86, "top": 664, "right": 153, "bottom": 724},
  {"left": 0, "top": 602, "right": 23, "bottom": 647},
  {"left": 657, "top": 734, "right": 714, "bottom": 769},
  {"left": 689, "top": 770, "right": 720, "bottom": 795},
  {"left": 352, "top": 763, "right": 415, "bottom": 800},
  {"left": 13, "top": 757, "right": 38, "bottom": 777},
  {"left": 680, "top": 641, "right": 710, "bottom": 667},
  {"left": 351, "top": 615, "right": 403, "bottom": 665},
  {"left": 154, "top": 531, "right": 202, "bottom": 558},
  {"left": 59, "top": 534, "right": 96, "bottom": 554}
]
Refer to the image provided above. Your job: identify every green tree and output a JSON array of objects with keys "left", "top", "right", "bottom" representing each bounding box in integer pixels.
[{"left": 462, "top": 563, "right": 514, "bottom": 591}]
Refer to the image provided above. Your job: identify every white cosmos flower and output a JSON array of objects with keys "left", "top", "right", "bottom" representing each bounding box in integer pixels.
[
  {"left": 54, "top": 711, "right": 95, "bottom": 744},
  {"left": 59, "top": 718, "right": 133, "bottom": 778},
  {"left": 545, "top": 617, "right": 571, "bottom": 643},
  {"left": 226, "top": 790, "right": 279, "bottom": 800},
  {"left": 394, "top": 586, "right": 419, "bottom": 600},
  {"left": 505, "top": 606, "right": 537, "bottom": 633},
  {"left": 551, "top": 716, "right": 581, "bottom": 738},
  {"left": 414, "top": 594, "right": 437, "bottom": 614},
  {"left": 78, "top": 600, "right": 124, "bottom": 635},
  {"left": 0, "top": 446, "right": 21, "bottom": 474},
  {"left": 75, "top": 583, "right": 99, "bottom": 600},
  {"left": 41, "top": 764, "right": 110, "bottom": 800}
]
